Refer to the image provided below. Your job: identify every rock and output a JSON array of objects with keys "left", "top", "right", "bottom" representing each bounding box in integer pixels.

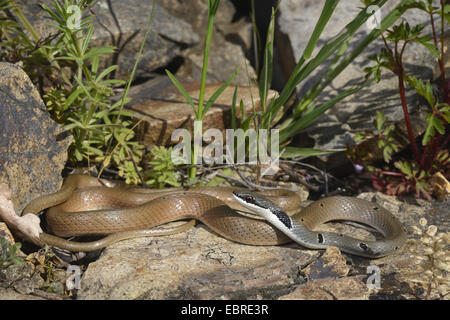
[
  {"left": 76, "top": 190, "right": 449, "bottom": 300},
  {"left": 0, "top": 241, "right": 67, "bottom": 300},
  {"left": 0, "top": 288, "right": 45, "bottom": 300},
  {"left": 157, "top": 0, "right": 236, "bottom": 35},
  {"left": 282, "top": 192, "right": 448, "bottom": 300},
  {"left": 77, "top": 222, "right": 320, "bottom": 300},
  {"left": 124, "top": 78, "right": 278, "bottom": 146},
  {"left": 179, "top": 38, "right": 257, "bottom": 85},
  {"left": 0, "top": 62, "right": 71, "bottom": 214},
  {"left": 16, "top": 0, "right": 200, "bottom": 80},
  {"left": 0, "top": 259, "right": 44, "bottom": 296},
  {"left": 0, "top": 224, "right": 45, "bottom": 297},
  {"left": 0, "top": 223, "right": 15, "bottom": 244},
  {"left": 357, "top": 193, "right": 450, "bottom": 300},
  {"left": 276, "top": 0, "right": 449, "bottom": 151},
  {"left": 158, "top": 0, "right": 256, "bottom": 84},
  {"left": 278, "top": 276, "right": 370, "bottom": 300},
  {"left": 303, "top": 246, "right": 350, "bottom": 280}
]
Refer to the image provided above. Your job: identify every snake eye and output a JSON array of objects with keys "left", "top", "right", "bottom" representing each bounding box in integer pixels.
[{"left": 245, "top": 195, "right": 255, "bottom": 202}]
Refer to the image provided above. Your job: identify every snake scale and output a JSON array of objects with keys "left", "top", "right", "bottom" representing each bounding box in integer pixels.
[{"left": 23, "top": 174, "right": 407, "bottom": 257}]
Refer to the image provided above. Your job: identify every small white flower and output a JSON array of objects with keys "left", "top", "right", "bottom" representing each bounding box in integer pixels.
[
  {"left": 426, "top": 225, "right": 438, "bottom": 237},
  {"left": 419, "top": 218, "right": 427, "bottom": 227}
]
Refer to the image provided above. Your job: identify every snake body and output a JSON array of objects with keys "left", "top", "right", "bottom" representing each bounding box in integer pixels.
[{"left": 23, "top": 174, "right": 407, "bottom": 257}]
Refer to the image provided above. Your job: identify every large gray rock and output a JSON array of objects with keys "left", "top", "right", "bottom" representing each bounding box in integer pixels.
[
  {"left": 158, "top": 0, "right": 256, "bottom": 84},
  {"left": 74, "top": 191, "right": 449, "bottom": 300},
  {"left": 16, "top": 0, "right": 200, "bottom": 80},
  {"left": 0, "top": 62, "right": 71, "bottom": 214},
  {"left": 77, "top": 221, "right": 319, "bottom": 300},
  {"left": 277, "top": 0, "right": 448, "bottom": 150}
]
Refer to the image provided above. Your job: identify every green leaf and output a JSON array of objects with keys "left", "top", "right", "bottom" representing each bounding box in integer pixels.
[
  {"left": 413, "top": 37, "right": 440, "bottom": 58},
  {"left": 231, "top": 85, "right": 238, "bottom": 130},
  {"left": 423, "top": 113, "right": 445, "bottom": 145},
  {"left": 302, "top": 0, "right": 339, "bottom": 60},
  {"left": 265, "top": 0, "right": 407, "bottom": 134},
  {"left": 83, "top": 46, "right": 116, "bottom": 60},
  {"left": 407, "top": 76, "right": 436, "bottom": 107},
  {"left": 95, "top": 65, "right": 118, "bottom": 83},
  {"left": 280, "top": 83, "right": 366, "bottom": 142},
  {"left": 165, "top": 69, "right": 197, "bottom": 116},
  {"left": 394, "top": 161, "right": 413, "bottom": 178},
  {"left": 375, "top": 111, "right": 387, "bottom": 132},
  {"left": 258, "top": 5, "right": 277, "bottom": 111},
  {"left": 82, "top": 25, "right": 95, "bottom": 55},
  {"left": 281, "top": 146, "right": 343, "bottom": 159},
  {"left": 63, "top": 86, "right": 84, "bottom": 110}
]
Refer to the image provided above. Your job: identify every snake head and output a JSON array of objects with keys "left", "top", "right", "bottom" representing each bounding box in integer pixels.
[{"left": 232, "top": 190, "right": 292, "bottom": 229}]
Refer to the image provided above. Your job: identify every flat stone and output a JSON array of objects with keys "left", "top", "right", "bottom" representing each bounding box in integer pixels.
[
  {"left": 278, "top": 276, "right": 370, "bottom": 300},
  {"left": 125, "top": 79, "right": 278, "bottom": 146},
  {"left": 0, "top": 288, "right": 45, "bottom": 300},
  {"left": 303, "top": 246, "right": 350, "bottom": 280},
  {"left": 58, "top": 191, "right": 448, "bottom": 300},
  {"left": 0, "top": 62, "right": 71, "bottom": 214},
  {"left": 77, "top": 223, "right": 319, "bottom": 300}
]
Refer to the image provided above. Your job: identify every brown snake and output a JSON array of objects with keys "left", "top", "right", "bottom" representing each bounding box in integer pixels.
[{"left": 22, "top": 174, "right": 407, "bottom": 257}]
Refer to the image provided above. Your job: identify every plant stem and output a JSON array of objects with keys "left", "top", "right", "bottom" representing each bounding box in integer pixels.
[
  {"left": 12, "top": 5, "right": 40, "bottom": 42},
  {"left": 189, "top": 4, "right": 217, "bottom": 179},
  {"left": 397, "top": 69, "right": 421, "bottom": 165},
  {"left": 394, "top": 40, "right": 421, "bottom": 165},
  {"left": 439, "top": 0, "right": 448, "bottom": 104},
  {"left": 429, "top": 6, "right": 447, "bottom": 104},
  {"left": 196, "top": 18, "right": 214, "bottom": 120}
]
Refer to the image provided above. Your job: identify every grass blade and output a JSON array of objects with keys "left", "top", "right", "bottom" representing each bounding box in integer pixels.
[
  {"left": 166, "top": 70, "right": 197, "bottom": 116},
  {"left": 281, "top": 146, "right": 343, "bottom": 158},
  {"left": 202, "top": 65, "right": 241, "bottom": 117},
  {"left": 279, "top": 82, "right": 369, "bottom": 142}
]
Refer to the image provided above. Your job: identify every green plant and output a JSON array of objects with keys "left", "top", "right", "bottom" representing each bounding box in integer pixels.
[
  {"left": 350, "top": 111, "right": 402, "bottom": 163},
  {"left": 264, "top": 0, "right": 414, "bottom": 148},
  {"left": 213, "top": 0, "right": 412, "bottom": 185},
  {"left": 166, "top": 0, "right": 239, "bottom": 179},
  {"left": 348, "top": 0, "right": 449, "bottom": 199},
  {"left": 26, "top": 249, "right": 63, "bottom": 292},
  {"left": 39, "top": 0, "right": 145, "bottom": 168},
  {"left": 144, "top": 146, "right": 181, "bottom": 189},
  {"left": 0, "top": 237, "right": 23, "bottom": 269},
  {"left": 241, "top": 0, "right": 415, "bottom": 161},
  {"left": 0, "top": 0, "right": 159, "bottom": 183}
]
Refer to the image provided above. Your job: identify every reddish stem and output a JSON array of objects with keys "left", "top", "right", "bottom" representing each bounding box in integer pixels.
[
  {"left": 392, "top": 39, "right": 422, "bottom": 166},
  {"left": 379, "top": 171, "right": 404, "bottom": 177},
  {"left": 438, "top": 0, "right": 448, "bottom": 104},
  {"left": 397, "top": 69, "right": 421, "bottom": 165}
]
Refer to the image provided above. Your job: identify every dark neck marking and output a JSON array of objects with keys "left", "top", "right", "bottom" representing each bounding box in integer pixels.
[{"left": 272, "top": 208, "right": 292, "bottom": 229}]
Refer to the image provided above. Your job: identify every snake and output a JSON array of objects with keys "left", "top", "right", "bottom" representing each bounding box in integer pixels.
[{"left": 22, "top": 174, "right": 407, "bottom": 258}]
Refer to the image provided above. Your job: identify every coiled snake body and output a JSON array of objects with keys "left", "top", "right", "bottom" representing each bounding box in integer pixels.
[{"left": 23, "top": 175, "right": 407, "bottom": 258}]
